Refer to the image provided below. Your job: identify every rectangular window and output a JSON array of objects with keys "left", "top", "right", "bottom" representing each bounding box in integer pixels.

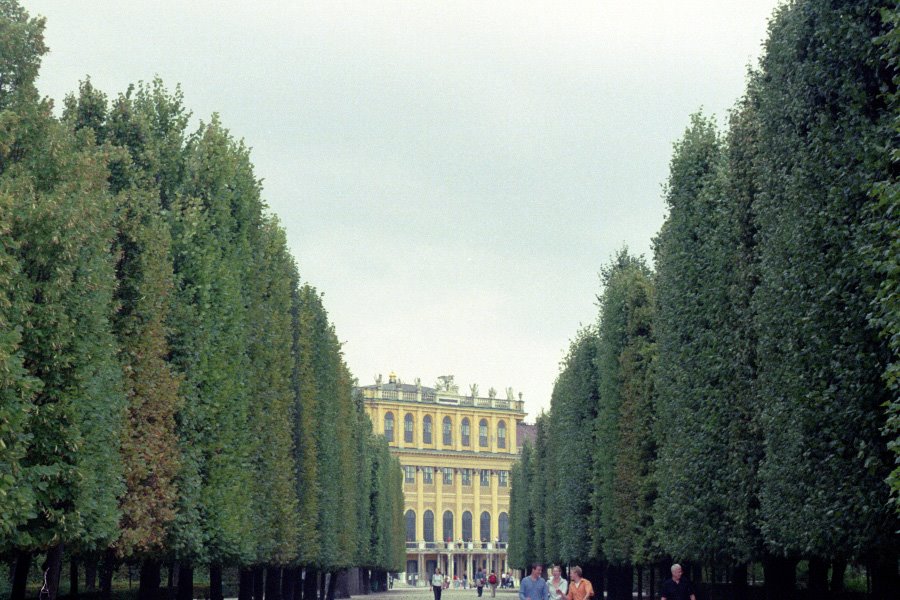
[
  {"left": 404, "top": 465, "right": 415, "bottom": 484},
  {"left": 443, "top": 419, "right": 452, "bottom": 445},
  {"left": 404, "top": 416, "right": 414, "bottom": 443},
  {"left": 461, "top": 468, "right": 472, "bottom": 486},
  {"left": 499, "top": 470, "right": 508, "bottom": 487},
  {"left": 424, "top": 418, "right": 432, "bottom": 444},
  {"left": 480, "top": 469, "right": 490, "bottom": 487},
  {"left": 443, "top": 467, "right": 453, "bottom": 485},
  {"left": 423, "top": 466, "right": 434, "bottom": 484}
]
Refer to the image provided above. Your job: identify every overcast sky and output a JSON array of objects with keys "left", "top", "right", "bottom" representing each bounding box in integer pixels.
[{"left": 27, "top": 0, "right": 781, "bottom": 420}]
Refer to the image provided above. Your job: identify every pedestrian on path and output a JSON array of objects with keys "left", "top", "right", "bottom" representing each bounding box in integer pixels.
[
  {"left": 488, "top": 572, "right": 498, "bottom": 598},
  {"left": 432, "top": 569, "right": 444, "bottom": 600},
  {"left": 548, "top": 566, "right": 567, "bottom": 600},
  {"left": 519, "top": 564, "right": 549, "bottom": 600},
  {"left": 565, "top": 567, "right": 593, "bottom": 600},
  {"left": 660, "top": 564, "right": 696, "bottom": 600},
  {"left": 476, "top": 569, "right": 485, "bottom": 597}
]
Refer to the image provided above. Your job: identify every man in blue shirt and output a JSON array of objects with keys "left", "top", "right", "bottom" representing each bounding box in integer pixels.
[{"left": 519, "top": 564, "right": 549, "bottom": 600}]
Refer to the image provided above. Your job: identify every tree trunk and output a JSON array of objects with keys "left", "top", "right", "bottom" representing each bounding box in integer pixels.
[
  {"left": 869, "top": 551, "right": 899, "bottom": 600},
  {"left": 46, "top": 543, "right": 66, "bottom": 600},
  {"left": 99, "top": 549, "right": 115, "bottom": 600},
  {"left": 266, "top": 567, "right": 282, "bottom": 600},
  {"left": 304, "top": 568, "right": 319, "bottom": 600},
  {"left": 84, "top": 556, "right": 97, "bottom": 594},
  {"left": 69, "top": 557, "right": 79, "bottom": 599},
  {"left": 763, "top": 557, "right": 796, "bottom": 600},
  {"left": 239, "top": 568, "right": 254, "bottom": 600},
  {"left": 138, "top": 559, "right": 162, "bottom": 600},
  {"left": 253, "top": 566, "right": 265, "bottom": 600},
  {"left": 281, "top": 567, "right": 296, "bottom": 600},
  {"left": 649, "top": 564, "right": 655, "bottom": 600},
  {"left": 176, "top": 562, "right": 193, "bottom": 600},
  {"left": 690, "top": 562, "right": 702, "bottom": 585},
  {"left": 326, "top": 572, "right": 339, "bottom": 600},
  {"left": 636, "top": 565, "right": 643, "bottom": 600},
  {"left": 318, "top": 571, "right": 328, "bottom": 600},
  {"left": 11, "top": 550, "right": 32, "bottom": 600},
  {"left": 359, "top": 568, "right": 369, "bottom": 596},
  {"left": 607, "top": 564, "right": 632, "bottom": 600},
  {"left": 732, "top": 563, "right": 748, "bottom": 600},
  {"left": 829, "top": 560, "right": 846, "bottom": 593},
  {"left": 332, "top": 570, "right": 351, "bottom": 600},
  {"left": 210, "top": 563, "right": 224, "bottom": 600},
  {"left": 807, "top": 558, "right": 827, "bottom": 597}
]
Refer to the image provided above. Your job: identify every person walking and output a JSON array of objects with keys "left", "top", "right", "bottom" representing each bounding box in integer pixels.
[
  {"left": 476, "top": 569, "right": 485, "bottom": 597},
  {"left": 548, "top": 566, "right": 567, "bottom": 600},
  {"left": 565, "top": 567, "right": 594, "bottom": 600},
  {"left": 488, "top": 571, "right": 499, "bottom": 598},
  {"left": 432, "top": 569, "right": 444, "bottom": 600},
  {"left": 660, "top": 564, "right": 696, "bottom": 600},
  {"left": 519, "top": 564, "right": 549, "bottom": 600}
]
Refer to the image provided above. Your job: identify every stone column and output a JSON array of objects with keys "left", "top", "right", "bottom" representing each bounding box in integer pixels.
[
  {"left": 490, "top": 471, "right": 499, "bottom": 547},
  {"left": 474, "top": 470, "right": 482, "bottom": 542},
  {"left": 416, "top": 467, "right": 425, "bottom": 544},
  {"left": 436, "top": 466, "right": 444, "bottom": 542}
]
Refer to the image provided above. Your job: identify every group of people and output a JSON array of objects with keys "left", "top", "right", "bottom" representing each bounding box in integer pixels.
[
  {"left": 432, "top": 562, "right": 695, "bottom": 600},
  {"left": 431, "top": 569, "right": 503, "bottom": 600},
  {"left": 517, "top": 563, "right": 696, "bottom": 600}
]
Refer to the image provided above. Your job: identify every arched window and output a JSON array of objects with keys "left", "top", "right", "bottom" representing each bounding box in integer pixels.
[
  {"left": 423, "top": 415, "right": 433, "bottom": 444},
  {"left": 497, "top": 420, "right": 507, "bottom": 449},
  {"left": 499, "top": 512, "right": 509, "bottom": 543},
  {"left": 442, "top": 416, "right": 452, "bottom": 446},
  {"left": 479, "top": 419, "right": 489, "bottom": 447},
  {"left": 406, "top": 510, "right": 416, "bottom": 542},
  {"left": 443, "top": 510, "right": 454, "bottom": 542},
  {"left": 424, "top": 510, "right": 434, "bottom": 542},
  {"left": 404, "top": 413, "right": 414, "bottom": 443},
  {"left": 461, "top": 417, "right": 471, "bottom": 446},
  {"left": 480, "top": 511, "right": 491, "bottom": 542},
  {"left": 384, "top": 412, "right": 394, "bottom": 443},
  {"left": 462, "top": 511, "right": 473, "bottom": 542}
]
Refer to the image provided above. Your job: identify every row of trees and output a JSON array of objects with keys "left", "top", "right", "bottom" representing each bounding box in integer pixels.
[
  {"left": 510, "top": 1, "right": 898, "bottom": 599},
  {"left": 0, "top": 2, "right": 404, "bottom": 599}
]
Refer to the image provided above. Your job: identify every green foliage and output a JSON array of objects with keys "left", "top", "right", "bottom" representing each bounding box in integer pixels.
[
  {"left": 65, "top": 78, "right": 185, "bottom": 560},
  {"left": 528, "top": 415, "right": 547, "bottom": 565},
  {"left": 0, "top": 1, "right": 44, "bottom": 528},
  {"left": 0, "top": 0, "right": 406, "bottom": 576},
  {"left": 508, "top": 442, "right": 534, "bottom": 571},
  {"left": 509, "top": 1, "right": 899, "bottom": 578},
  {"left": 0, "top": 0, "right": 46, "bottom": 113},
  {"left": 653, "top": 112, "right": 763, "bottom": 564},
  {"left": 752, "top": 0, "right": 897, "bottom": 559},
  {"left": 868, "top": 2, "right": 900, "bottom": 509},
  {"left": 594, "top": 250, "right": 656, "bottom": 566},
  {"left": 548, "top": 331, "right": 600, "bottom": 565},
  {"left": 246, "top": 218, "right": 300, "bottom": 565},
  {"left": 9, "top": 116, "right": 126, "bottom": 552},
  {"left": 112, "top": 188, "right": 182, "bottom": 558}
]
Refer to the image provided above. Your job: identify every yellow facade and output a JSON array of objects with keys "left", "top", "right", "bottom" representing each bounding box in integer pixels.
[{"left": 360, "top": 374, "right": 526, "bottom": 586}]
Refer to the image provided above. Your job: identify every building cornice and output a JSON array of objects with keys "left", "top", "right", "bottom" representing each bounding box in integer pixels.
[{"left": 388, "top": 447, "right": 518, "bottom": 461}]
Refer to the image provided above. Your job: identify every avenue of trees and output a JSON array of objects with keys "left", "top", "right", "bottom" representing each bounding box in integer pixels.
[
  {"left": 0, "top": 2, "right": 405, "bottom": 599},
  {"left": 510, "top": 2, "right": 899, "bottom": 600}
]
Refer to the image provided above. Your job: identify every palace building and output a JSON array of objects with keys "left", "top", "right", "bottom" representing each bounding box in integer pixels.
[{"left": 359, "top": 372, "right": 527, "bottom": 586}]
